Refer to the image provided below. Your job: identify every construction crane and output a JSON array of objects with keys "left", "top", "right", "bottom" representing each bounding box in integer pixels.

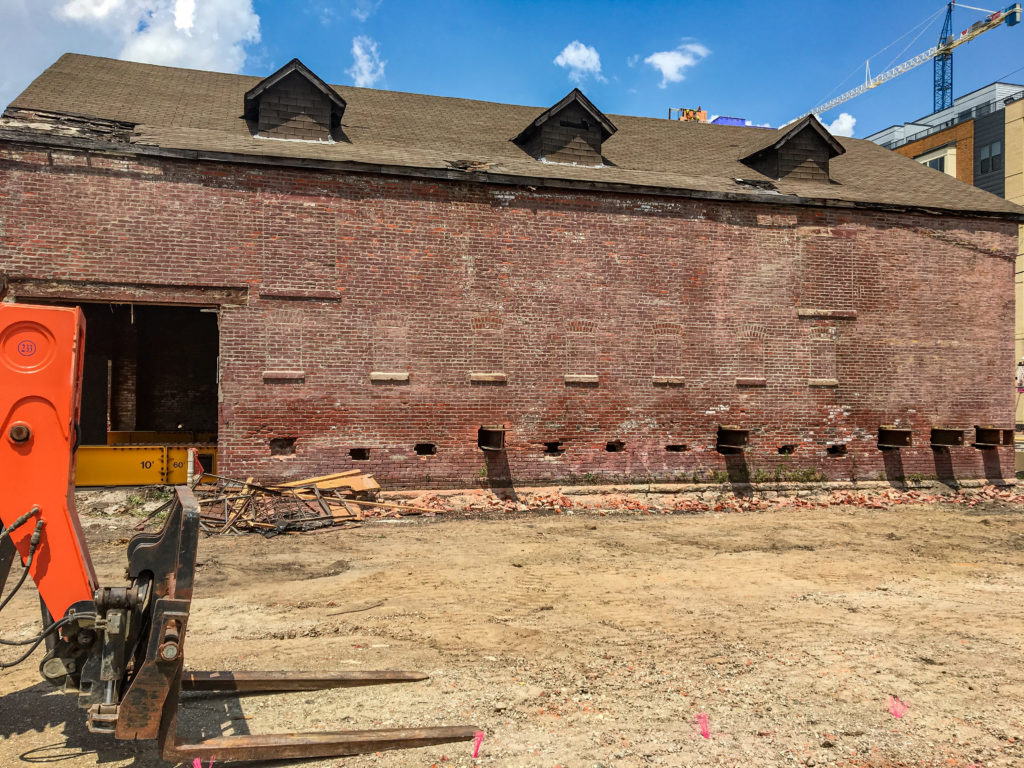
[
  {"left": 805, "top": 1, "right": 1020, "bottom": 121},
  {"left": 934, "top": 2, "right": 956, "bottom": 111}
]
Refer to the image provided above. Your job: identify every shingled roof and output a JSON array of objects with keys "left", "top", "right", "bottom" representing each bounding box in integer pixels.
[{"left": 4, "top": 53, "right": 1023, "bottom": 219}]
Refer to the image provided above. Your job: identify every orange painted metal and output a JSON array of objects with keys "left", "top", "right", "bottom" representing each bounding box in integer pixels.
[{"left": 0, "top": 303, "right": 97, "bottom": 619}]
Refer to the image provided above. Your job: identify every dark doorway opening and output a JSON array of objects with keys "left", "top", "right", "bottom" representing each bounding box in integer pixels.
[{"left": 50, "top": 303, "right": 219, "bottom": 445}]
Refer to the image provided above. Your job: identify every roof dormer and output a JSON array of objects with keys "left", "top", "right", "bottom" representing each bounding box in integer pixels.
[
  {"left": 244, "top": 58, "right": 346, "bottom": 142},
  {"left": 514, "top": 88, "right": 616, "bottom": 166},
  {"left": 741, "top": 114, "right": 845, "bottom": 182}
]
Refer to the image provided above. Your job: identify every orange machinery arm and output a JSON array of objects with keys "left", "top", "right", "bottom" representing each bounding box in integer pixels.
[
  {"left": 0, "top": 300, "right": 481, "bottom": 763},
  {"left": 0, "top": 302, "right": 98, "bottom": 620}
]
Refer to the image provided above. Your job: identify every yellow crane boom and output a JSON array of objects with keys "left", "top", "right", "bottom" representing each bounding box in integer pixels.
[{"left": 790, "top": 2, "right": 1020, "bottom": 125}]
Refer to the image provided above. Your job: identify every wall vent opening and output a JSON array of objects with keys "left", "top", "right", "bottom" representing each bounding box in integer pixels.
[
  {"left": 415, "top": 443, "right": 437, "bottom": 456},
  {"left": 665, "top": 444, "right": 688, "bottom": 452},
  {"left": 716, "top": 425, "right": 749, "bottom": 454},
  {"left": 349, "top": 447, "right": 370, "bottom": 461},
  {"left": 930, "top": 428, "right": 965, "bottom": 447},
  {"left": 778, "top": 444, "right": 798, "bottom": 455},
  {"left": 605, "top": 440, "right": 626, "bottom": 453},
  {"left": 478, "top": 426, "right": 506, "bottom": 452},
  {"left": 973, "top": 425, "right": 1014, "bottom": 448},
  {"left": 826, "top": 444, "right": 847, "bottom": 457},
  {"left": 877, "top": 426, "right": 912, "bottom": 450},
  {"left": 269, "top": 437, "right": 296, "bottom": 456},
  {"left": 543, "top": 441, "right": 565, "bottom": 456}
]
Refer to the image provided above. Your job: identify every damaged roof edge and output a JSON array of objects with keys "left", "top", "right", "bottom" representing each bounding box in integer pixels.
[{"left": 0, "top": 126, "right": 1022, "bottom": 226}]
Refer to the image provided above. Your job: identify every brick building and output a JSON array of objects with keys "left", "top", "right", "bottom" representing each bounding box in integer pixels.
[
  {"left": 867, "top": 82, "right": 1024, "bottom": 430},
  {"left": 1, "top": 54, "right": 1022, "bottom": 488}
]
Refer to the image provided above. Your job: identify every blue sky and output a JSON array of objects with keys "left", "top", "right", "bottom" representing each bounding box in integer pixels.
[{"left": 3, "top": 0, "right": 1023, "bottom": 138}]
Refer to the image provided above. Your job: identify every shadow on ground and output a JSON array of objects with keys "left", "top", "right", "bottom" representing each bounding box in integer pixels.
[{"left": 1, "top": 682, "right": 275, "bottom": 767}]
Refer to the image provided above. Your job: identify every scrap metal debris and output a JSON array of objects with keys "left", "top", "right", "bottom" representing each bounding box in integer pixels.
[
  {"left": 192, "top": 477, "right": 1023, "bottom": 536},
  {"left": 195, "top": 471, "right": 437, "bottom": 536}
]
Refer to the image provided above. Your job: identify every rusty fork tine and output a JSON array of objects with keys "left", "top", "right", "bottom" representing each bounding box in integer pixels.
[
  {"left": 181, "top": 670, "right": 429, "bottom": 692},
  {"left": 164, "top": 727, "right": 481, "bottom": 762}
]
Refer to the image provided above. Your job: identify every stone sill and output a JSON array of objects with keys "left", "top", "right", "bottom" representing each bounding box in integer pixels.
[
  {"left": 262, "top": 369, "right": 304, "bottom": 382},
  {"left": 564, "top": 374, "right": 599, "bottom": 385},
  {"left": 797, "top": 308, "right": 858, "bottom": 319},
  {"left": 258, "top": 288, "right": 341, "bottom": 300},
  {"left": 370, "top": 371, "right": 410, "bottom": 383},
  {"left": 808, "top": 378, "right": 839, "bottom": 387},
  {"left": 469, "top": 372, "right": 507, "bottom": 384},
  {"left": 652, "top": 376, "right": 686, "bottom": 387},
  {"left": 735, "top": 377, "right": 767, "bottom": 387}
]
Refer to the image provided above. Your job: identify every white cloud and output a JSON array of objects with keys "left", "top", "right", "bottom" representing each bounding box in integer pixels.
[
  {"left": 58, "top": 0, "right": 124, "bottom": 19},
  {"left": 626, "top": 53, "right": 639, "bottom": 67},
  {"left": 826, "top": 112, "right": 856, "bottom": 137},
  {"left": 554, "top": 40, "right": 605, "bottom": 83},
  {"left": 305, "top": 1, "right": 338, "bottom": 25},
  {"left": 347, "top": 35, "right": 385, "bottom": 87},
  {"left": 0, "top": 1, "right": 261, "bottom": 111},
  {"left": 644, "top": 41, "right": 709, "bottom": 88},
  {"left": 120, "top": 1, "right": 259, "bottom": 71},
  {"left": 173, "top": 0, "right": 194, "bottom": 31},
  {"left": 351, "top": 0, "right": 381, "bottom": 22}
]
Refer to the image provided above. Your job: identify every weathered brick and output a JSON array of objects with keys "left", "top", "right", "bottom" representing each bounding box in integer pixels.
[{"left": 0, "top": 144, "right": 1016, "bottom": 487}]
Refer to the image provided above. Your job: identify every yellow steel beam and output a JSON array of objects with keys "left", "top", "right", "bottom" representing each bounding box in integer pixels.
[{"left": 75, "top": 445, "right": 218, "bottom": 486}]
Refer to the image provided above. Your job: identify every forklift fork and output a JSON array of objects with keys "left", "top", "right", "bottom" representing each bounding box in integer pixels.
[{"left": 98, "top": 487, "right": 478, "bottom": 762}]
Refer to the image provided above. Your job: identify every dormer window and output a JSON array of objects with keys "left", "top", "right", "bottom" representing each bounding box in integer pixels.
[
  {"left": 740, "top": 114, "right": 844, "bottom": 182},
  {"left": 243, "top": 58, "right": 346, "bottom": 143},
  {"left": 514, "top": 88, "right": 616, "bottom": 166}
]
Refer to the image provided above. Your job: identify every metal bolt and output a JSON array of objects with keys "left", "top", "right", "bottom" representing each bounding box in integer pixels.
[
  {"left": 9, "top": 424, "right": 30, "bottom": 443},
  {"left": 41, "top": 657, "right": 69, "bottom": 680},
  {"left": 76, "top": 630, "right": 96, "bottom": 648},
  {"left": 159, "top": 643, "right": 179, "bottom": 661}
]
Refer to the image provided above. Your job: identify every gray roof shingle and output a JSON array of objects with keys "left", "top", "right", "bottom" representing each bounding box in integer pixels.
[{"left": 5, "top": 53, "right": 1023, "bottom": 219}]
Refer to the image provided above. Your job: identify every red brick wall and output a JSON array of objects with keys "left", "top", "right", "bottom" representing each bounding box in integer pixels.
[{"left": 0, "top": 142, "right": 1017, "bottom": 486}]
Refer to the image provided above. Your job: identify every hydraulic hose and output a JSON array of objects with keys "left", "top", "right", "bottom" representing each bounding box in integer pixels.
[{"left": 0, "top": 519, "right": 45, "bottom": 613}]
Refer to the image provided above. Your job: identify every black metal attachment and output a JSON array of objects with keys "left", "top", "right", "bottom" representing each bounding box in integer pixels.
[{"left": 40, "top": 486, "right": 479, "bottom": 763}]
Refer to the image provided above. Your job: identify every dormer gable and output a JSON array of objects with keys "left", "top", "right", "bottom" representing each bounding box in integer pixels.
[
  {"left": 244, "top": 58, "right": 346, "bottom": 142},
  {"left": 514, "top": 88, "right": 616, "bottom": 166},
  {"left": 740, "top": 114, "right": 845, "bottom": 182}
]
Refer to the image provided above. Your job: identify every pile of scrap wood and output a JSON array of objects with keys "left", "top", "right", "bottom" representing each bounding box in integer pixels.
[{"left": 194, "top": 470, "right": 437, "bottom": 536}]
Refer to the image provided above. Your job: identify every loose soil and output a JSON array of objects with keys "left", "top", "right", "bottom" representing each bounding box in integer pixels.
[{"left": 2, "top": 496, "right": 1023, "bottom": 767}]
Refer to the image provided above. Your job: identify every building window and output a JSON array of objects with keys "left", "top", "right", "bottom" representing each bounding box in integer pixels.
[
  {"left": 914, "top": 145, "right": 955, "bottom": 177},
  {"left": 979, "top": 141, "right": 1002, "bottom": 175}
]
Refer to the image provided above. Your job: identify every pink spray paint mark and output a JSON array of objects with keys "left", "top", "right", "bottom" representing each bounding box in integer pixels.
[
  {"left": 696, "top": 713, "right": 710, "bottom": 739},
  {"left": 887, "top": 695, "right": 909, "bottom": 719},
  {"left": 472, "top": 730, "right": 485, "bottom": 758},
  {"left": 191, "top": 759, "right": 214, "bottom": 768}
]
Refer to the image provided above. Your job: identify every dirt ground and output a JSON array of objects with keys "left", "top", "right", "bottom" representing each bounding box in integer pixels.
[{"left": 2, "top": 495, "right": 1023, "bottom": 768}]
